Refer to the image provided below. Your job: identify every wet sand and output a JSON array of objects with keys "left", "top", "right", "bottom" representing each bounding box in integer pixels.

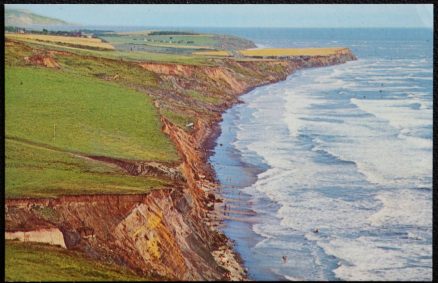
[{"left": 209, "top": 103, "right": 286, "bottom": 281}]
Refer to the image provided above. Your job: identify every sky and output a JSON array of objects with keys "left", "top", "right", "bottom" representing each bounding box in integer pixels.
[{"left": 5, "top": 4, "right": 434, "bottom": 28}]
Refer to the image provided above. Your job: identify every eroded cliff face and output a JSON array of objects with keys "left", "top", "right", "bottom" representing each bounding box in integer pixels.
[
  {"left": 6, "top": 190, "right": 230, "bottom": 280},
  {"left": 153, "top": 50, "right": 357, "bottom": 207},
  {"left": 5, "top": 49, "right": 356, "bottom": 280}
]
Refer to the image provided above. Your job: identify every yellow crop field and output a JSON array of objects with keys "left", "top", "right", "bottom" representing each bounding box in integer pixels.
[
  {"left": 239, "top": 47, "right": 346, "bottom": 57},
  {"left": 6, "top": 33, "right": 115, "bottom": 50},
  {"left": 192, "top": 50, "right": 231, "bottom": 57}
]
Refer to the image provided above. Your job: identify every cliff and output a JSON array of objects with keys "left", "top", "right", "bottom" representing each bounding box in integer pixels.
[
  {"left": 6, "top": 190, "right": 232, "bottom": 280},
  {"left": 5, "top": 48, "right": 356, "bottom": 280}
]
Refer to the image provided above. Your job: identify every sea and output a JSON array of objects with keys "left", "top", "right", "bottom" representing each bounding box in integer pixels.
[{"left": 206, "top": 28, "right": 433, "bottom": 281}]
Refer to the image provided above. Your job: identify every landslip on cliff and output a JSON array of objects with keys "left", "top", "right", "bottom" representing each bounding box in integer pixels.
[{"left": 5, "top": 41, "right": 356, "bottom": 281}]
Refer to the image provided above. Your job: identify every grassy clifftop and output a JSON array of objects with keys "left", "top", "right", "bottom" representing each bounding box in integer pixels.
[
  {"left": 5, "top": 63, "right": 178, "bottom": 198},
  {"left": 6, "top": 67, "right": 176, "bottom": 161}
]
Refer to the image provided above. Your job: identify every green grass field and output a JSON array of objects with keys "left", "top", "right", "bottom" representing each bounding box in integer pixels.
[
  {"left": 6, "top": 139, "right": 169, "bottom": 198},
  {"left": 5, "top": 66, "right": 178, "bottom": 198},
  {"left": 6, "top": 67, "right": 178, "bottom": 162},
  {"left": 102, "top": 34, "right": 216, "bottom": 47},
  {"left": 5, "top": 241, "right": 150, "bottom": 281},
  {"left": 101, "top": 33, "right": 217, "bottom": 50}
]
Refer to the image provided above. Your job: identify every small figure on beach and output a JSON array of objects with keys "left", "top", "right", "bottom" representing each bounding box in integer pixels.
[{"left": 282, "top": 255, "right": 288, "bottom": 264}]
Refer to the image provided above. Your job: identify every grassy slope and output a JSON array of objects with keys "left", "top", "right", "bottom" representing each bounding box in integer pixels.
[
  {"left": 5, "top": 59, "right": 178, "bottom": 198},
  {"left": 6, "top": 37, "right": 215, "bottom": 148},
  {"left": 6, "top": 139, "right": 169, "bottom": 198},
  {"left": 5, "top": 241, "right": 150, "bottom": 281},
  {"left": 5, "top": 40, "right": 204, "bottom": 132},
  {"left": 6, "top": 67, "right": 177, "bottom": 162},
  {"left": 5, "top": 9, "right": 69, "bottom": 26}
]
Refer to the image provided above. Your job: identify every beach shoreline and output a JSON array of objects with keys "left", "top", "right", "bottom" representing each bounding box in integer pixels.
[
  {"left": 207, "top": 97, "right": 280, "bottom": 280},
  {"left": 198, "top": 54, "right": 357, "bottom": 279}
]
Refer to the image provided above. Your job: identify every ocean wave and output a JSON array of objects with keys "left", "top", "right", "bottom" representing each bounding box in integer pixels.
[
  {"left": 368, "top": 189, "right": 432, "bottom": 227},
  {"left": 211, "top": 39, "right": 432, "bottom": 281},
  {"left": 317, "top": 235, "right": 432, "bottom": 281}
]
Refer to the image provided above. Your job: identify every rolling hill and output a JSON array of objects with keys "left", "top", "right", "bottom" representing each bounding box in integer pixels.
[{"left": 5, "top": 8, "right": 70, "bottom": 26}]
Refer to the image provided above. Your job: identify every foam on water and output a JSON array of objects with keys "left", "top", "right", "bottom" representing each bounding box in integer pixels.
[
  {"left": 210, "top": 29, "right": 432, "bottom": 281},
  {"left": 318, "top": 235, "right": 432, "bottom": 281},
  {"left": 236, "top": 59, "right": 430, "bottom": 280},
  {"left": 368, "top": 189, "right": 432, "bottom": 227}
]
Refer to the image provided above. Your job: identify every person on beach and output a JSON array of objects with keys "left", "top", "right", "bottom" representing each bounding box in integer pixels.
[{"left": 282, "top": 255, "right": 288, "bottom": 264}]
